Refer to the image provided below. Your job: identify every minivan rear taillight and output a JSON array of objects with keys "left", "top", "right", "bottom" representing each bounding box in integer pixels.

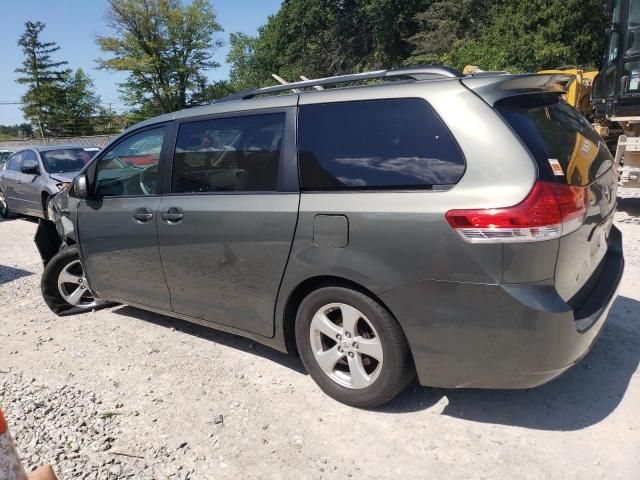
[{"left": 445, "top": 181, "right": 588, "bottom": 243}]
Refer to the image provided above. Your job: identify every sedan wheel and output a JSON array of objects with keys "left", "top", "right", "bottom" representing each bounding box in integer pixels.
[{"left": 0, "top": 190, "right": 9, "bottom": 218}]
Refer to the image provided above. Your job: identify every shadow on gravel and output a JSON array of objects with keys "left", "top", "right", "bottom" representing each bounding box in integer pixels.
[
  {"left": 380, "top": 296, "right": 640, "bottom": 431},
  {"left": 112, "top": 305, "right": 307, "bottom": 374},
  {"left": 0, "top": 264, "right": 33, "bottom": 284}
]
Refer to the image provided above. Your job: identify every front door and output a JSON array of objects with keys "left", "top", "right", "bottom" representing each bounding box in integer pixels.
[
  {"left": 157, "top": 110, "right": 299, "bottom": 337},
  {"left": 14, "top": 150, "right": 44, "bottom": 216},
  {"left": 1, "top": 152, "right": 23, "bottom": 212},
  {"left": 77, "top": 125, "right": 172, "bottom": 310}
]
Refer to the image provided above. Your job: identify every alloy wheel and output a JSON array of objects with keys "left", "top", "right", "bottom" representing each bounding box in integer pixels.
[
  {"left": 0, "top": 191, "right": 7, "bottom": 216},
  {"left": 57, "top": 260, "right": 103, "bottom": 308},
  {"left": 309, "top": 302, "right": 384, "bottom": 389}
]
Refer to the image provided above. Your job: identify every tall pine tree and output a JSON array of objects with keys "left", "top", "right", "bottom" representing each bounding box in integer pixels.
[{"left": 15, "top": 21, "right": 70, "bottom": 136}]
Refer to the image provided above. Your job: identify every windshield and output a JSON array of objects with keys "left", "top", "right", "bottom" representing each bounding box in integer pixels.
[{"left": 40, "top": 148, "right": 94, "bottom": 173}]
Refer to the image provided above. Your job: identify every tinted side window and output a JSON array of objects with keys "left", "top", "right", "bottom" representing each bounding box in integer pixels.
[
  {"left": 8, "top": 152, "right": 24, "bottom": 171},
  {"left": 298, "top": 98, "right": 465, "bottom": 190},
  {"left": 172, "top": 113, "right": 284, "bottom": 193},
  {"left": 95, "top": 127, "right": 166, "bottom": 197}
]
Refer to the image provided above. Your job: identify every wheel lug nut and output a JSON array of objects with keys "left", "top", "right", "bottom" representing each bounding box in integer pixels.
[
  {"left": 348, "top": 352, "right": 354, "bottom": 358},
  {"left": 345, "top": 332, "right": 351, "bottom": 338},
  {"left": 353, "top": 342, "right": 358, "bottom": 349},
  {"left": 338, "top": 346, "right": 343, "bottom": 352},
  {"left": 336, "top": 334, "right": 342, "bottom": 340}
]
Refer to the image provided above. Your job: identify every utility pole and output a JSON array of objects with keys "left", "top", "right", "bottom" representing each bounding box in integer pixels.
[{"left": 36, "top": 115, "right": 45, "bottom": 142}]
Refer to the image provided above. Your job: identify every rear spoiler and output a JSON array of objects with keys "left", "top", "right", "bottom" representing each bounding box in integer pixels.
[{"left": 461, "top": 73, "right": 575, "bottom": 106}]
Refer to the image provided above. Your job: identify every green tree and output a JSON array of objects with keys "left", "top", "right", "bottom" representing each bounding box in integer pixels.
[
  {"left": 410, "top": 0, "right": 607, "bottom": 72},
  {"left": 57, "top": 69, "right": 103, "bottom": 136},
  {"left": 0, "top": 123, "right": 34, "bottom": 139},
  {"left": 229, "top": 0, "right": 608, "bottom": 90},
  {"left": 408, "top": 0, "right": 492, "bottom": 65},
  {"left": 226, "top": 32, "right": 263, "bottom": 91},
  {"left": 226, "top": 0, "right": 429, "bottom": 90},
  {"left": 15, "top": 21, "right": 70, "bottom": 136},
  {"left": 96, "top": 0, "right": 224, "bottom": 116},
  {"left": 190, "top": 78, "right": 234, "bottom": 104}
]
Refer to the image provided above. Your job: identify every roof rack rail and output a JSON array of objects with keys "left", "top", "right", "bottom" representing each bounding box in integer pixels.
[{"left": 217, "top": 65, "right": 463, "bottom": 102}]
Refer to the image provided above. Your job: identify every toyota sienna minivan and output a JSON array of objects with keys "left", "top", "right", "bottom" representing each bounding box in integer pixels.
[{"left": 34, "top": 67, "right": 624, "bottom": 408}]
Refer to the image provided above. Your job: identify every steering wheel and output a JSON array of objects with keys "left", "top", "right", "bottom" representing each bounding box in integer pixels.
[{"left": 139, "top": 164, "right": 159, "bottom": 195}]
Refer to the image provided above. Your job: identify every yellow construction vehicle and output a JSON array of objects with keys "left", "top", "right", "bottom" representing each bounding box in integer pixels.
[
  {"left": 464, "top": 66, "right": 598, "bottom": 114},
  {"left": 538, "top": 68, "right": 599, "bottom": 116}
]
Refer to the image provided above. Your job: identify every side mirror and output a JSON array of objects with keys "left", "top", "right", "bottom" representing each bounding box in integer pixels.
[
  {"left": 22, "top": 159, "right": 39, "bottom": 175},
  {"left": 73, "top": 174, "right": 89, "bottom": 198}
]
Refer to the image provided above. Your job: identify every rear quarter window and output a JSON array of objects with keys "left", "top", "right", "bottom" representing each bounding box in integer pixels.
[
  {"left": 297, "top": 98, "right": 466, "bottom": 190},
  {"left": 496, "top": 94, "right": 613, "bottom": 186}
]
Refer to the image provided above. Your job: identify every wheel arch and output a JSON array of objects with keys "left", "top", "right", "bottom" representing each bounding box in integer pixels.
[{"left": 281, "top": 275, "right": 410, "bottom": 358}]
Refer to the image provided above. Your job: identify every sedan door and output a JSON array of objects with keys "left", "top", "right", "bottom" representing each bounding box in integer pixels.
[
  {"left": 0, "top": 152, "right": 23, "bottom": 212},
  {"left": 157, "top": 109, "right": 299, "bottom": 337},
  {"left": 77, "top": 125, "right": 172, "bottom": 310},
  {"left": 14, "top": 149, "right": 45, "bottom": 217}
]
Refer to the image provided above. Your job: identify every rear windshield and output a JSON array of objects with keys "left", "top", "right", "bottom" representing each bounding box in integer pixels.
[
  {"left": 41, "top": 148, "right": 94, "bottom": 174},
  {"left": 496, "top": 94, "right": 613, "bottom": 186}
]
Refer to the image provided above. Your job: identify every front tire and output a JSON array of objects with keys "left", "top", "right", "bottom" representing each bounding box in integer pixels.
[
  {"left": 41, "top": 246, "right": 108, "bottom": 316},
  {"left": 295, "top": 286, "right": 415, "bottom": 408},
  {"left": 0, "top": 189, "right": 11, "bottom": 219}
]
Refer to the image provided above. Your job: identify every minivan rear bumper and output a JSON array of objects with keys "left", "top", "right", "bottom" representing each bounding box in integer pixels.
[{"left": 379, "top": 226, "right": 624, "bottom": 389}]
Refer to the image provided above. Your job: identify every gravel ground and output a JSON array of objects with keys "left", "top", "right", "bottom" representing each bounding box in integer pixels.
[{"left": 1, "top": 201, "right": 639, "bottom": 480}]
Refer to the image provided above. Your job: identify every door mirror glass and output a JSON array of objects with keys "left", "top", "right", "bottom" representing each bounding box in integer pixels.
[
  {"left": 73, "top": 174, "right": 89, "bottom": 198},
  {"left": 21, "top": 158, "right": 39, "bottom": 175}
]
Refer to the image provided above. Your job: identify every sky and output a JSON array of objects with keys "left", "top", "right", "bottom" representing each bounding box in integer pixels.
[{"left": 0, "top": 0, "right": 282, "bottom": 125}]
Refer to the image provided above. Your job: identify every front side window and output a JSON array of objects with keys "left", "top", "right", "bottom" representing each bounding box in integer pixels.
[
  {"left": 95, "top": 127, "right": 166, "bottom": 197},
  {"left": 172, "top": 113, "right": 284, "bottom": 193},
  {"left": 40, "top": 148, "right": 92, "bottom": 174},
  {"left": 297, "top": 98, "right": 465, "bottom": 190},
  {"left": 626, "top": 0, "right": 640, "bottom": 55},
  {"left": 7, "top": 152, "right": 23, "bottom": 171}
]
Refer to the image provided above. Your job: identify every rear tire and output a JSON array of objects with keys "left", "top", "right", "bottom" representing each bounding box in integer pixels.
[
  {"left": 0, "top": 189, "right": 11, "bottom": 219},
  {"left": 41, "top": 246, "right": 110, "bottom": 316},
  {"left": 295, "top": 286, "right": 415, "bottom": 408}
]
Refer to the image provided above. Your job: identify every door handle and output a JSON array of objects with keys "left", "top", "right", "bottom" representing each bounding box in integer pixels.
[
  {"left": 161, "top": 207, "right": 184, "bottom": 223},
  {"left": 132, "top": 207, "right": 154, "bottom": 223},
  {"left": 16, "top": 179, "right": 22, "bottom": 184}
]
